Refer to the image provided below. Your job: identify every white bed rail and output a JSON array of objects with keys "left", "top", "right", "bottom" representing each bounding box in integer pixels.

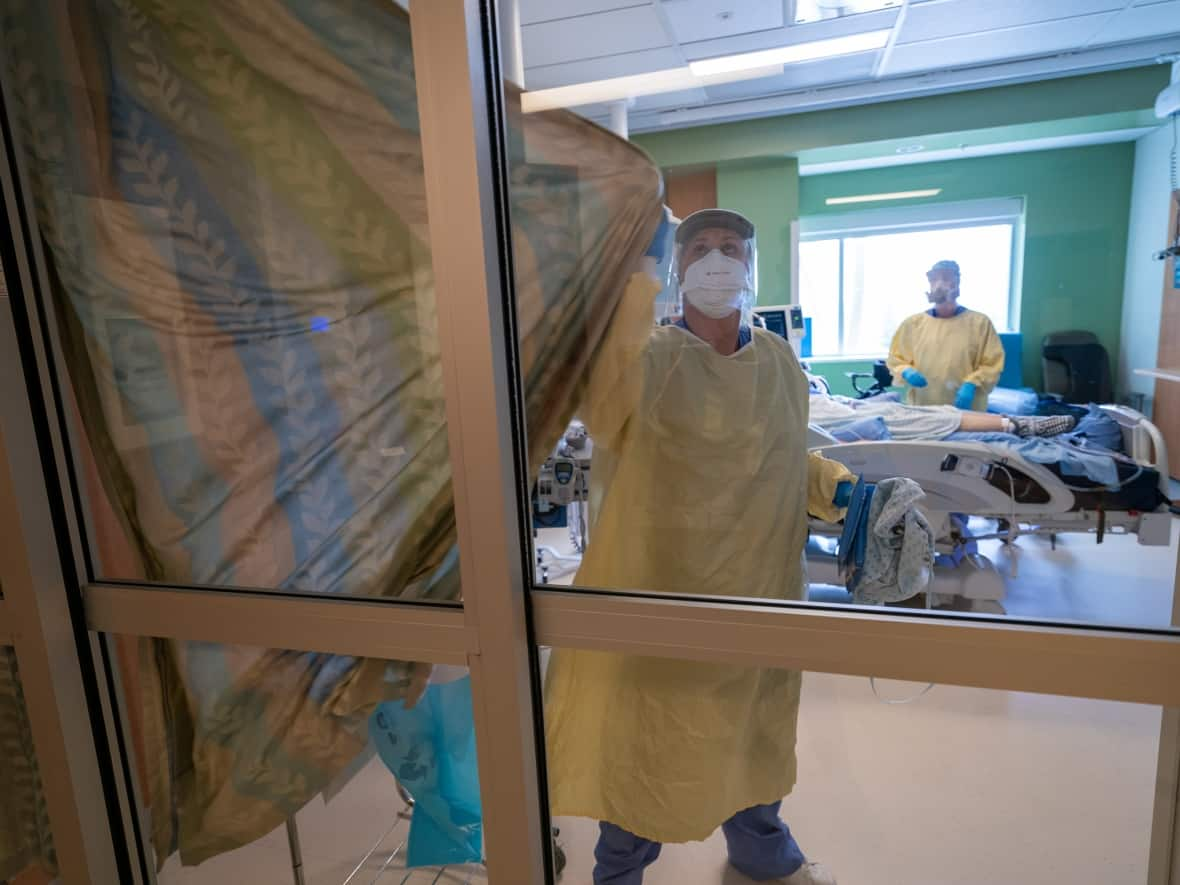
[{"left": 1099, "top": 404, "right": 1171, "bottom": 497}]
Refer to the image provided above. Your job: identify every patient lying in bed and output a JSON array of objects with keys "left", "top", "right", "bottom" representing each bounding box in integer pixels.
[{"left": 808, "top": 394, "right": 1075, "bottom": 441}]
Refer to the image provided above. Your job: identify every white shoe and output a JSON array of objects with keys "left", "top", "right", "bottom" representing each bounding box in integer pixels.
[{"left": 779, "top": 861, "right": 837, "bottom": 885}]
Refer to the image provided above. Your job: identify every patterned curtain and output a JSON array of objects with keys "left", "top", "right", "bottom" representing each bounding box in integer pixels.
[
  {"left": 0, "top": 646, "right": 56, "bottom": 881},
  {"left": 1, "top": 0, "right": 662, "bottom": 867}
]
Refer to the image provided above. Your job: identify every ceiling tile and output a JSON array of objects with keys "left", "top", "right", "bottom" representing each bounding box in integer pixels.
[
  {"left": 517, "top": 0, "right": 648, "bottom": 26},
  {"left": 521, "top": 6, "right": 671, "bottom": 68},
  {"left": 887, "top": 13, "right": 1119, "bottom": 75},
  {"left": 703, "top": 52, "right": 879, "bottom": 100},
  {"left": 660, "top": 0, "right": 784, "bottom": 45},
  {"left": 576, "top": 87, "right": 712, "bottom": 119},
  {"left": 1094, "top": 1, "right": 1180, "bottom": 42},
  {"left": 899, "top": 0, "right": 1123, "bottom": 43},
  {"left": 524, "top": 47, "right": 687, "bottom": 90}
]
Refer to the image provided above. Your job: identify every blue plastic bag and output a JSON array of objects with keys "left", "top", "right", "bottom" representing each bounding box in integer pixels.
[{"left": 370, "top": 674, "right": 483, "bottom": 868}]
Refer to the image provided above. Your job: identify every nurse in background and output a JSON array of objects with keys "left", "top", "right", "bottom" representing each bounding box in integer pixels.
[{"left": 887, "top": 259, "right": 1005, "bottom": 411}]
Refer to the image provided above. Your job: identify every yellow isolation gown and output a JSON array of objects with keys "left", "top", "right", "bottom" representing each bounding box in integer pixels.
[
  {"left": 544, "top": 273, "right": 852, "bottom": 843},
  {"left": 886, "top": 309, "right": 1005, "bottom": 411}
]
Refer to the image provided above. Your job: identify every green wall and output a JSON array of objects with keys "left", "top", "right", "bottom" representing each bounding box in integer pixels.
[
  {"left": 799, "top": 143, "right": 1136, "bottom": 389},
  {"left": 717, "top": 157, "right": 799, "bottom": 305},
  {"left": 634, "top": 67, "right": 1166, "bottom": 169}
]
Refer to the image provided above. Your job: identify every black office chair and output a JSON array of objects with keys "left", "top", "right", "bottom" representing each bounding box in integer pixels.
[
  {"left": 1041, "top": 331, "right": 1112, "bottom": 403},
  {"left": 846, "top": 360, "right": 895, "bottom": 399}
]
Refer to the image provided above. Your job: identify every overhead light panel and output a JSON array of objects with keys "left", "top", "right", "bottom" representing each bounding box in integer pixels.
[
  {"left": 521, "top": 63, "right": 783, "bottom": 113},
  {"left": 521, "top": 29, "right": 891, "bottom": 113},
  {"left": 689, "top": 29, "right": 892, "bottom": 77},
  {"left": 795, "top": 0, "right": 902, "bottom": 24},
  {"left": 825, "top": 189, "right": 941, "bottom": 205}
]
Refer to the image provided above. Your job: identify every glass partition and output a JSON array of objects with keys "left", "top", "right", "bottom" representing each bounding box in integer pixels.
[
  {"left": 3, "top": 1, "right": 460, "bottom": 602},
  {"left": 540, "top": 646, "right": 1162, "bottom": 885},
  {"left": 503, "top": 5, "right": 1180, "bottom": 633}
]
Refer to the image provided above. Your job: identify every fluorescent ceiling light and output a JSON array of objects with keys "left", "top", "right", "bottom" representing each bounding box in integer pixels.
[
  {"left": 795, "top": 0, "right": 902, "bottom": 24},
  {"left": 825, "top": 189, "right": 941, "bottom": 205},
  {"left": 689, "top": 29, "right": 892, "bottom": 77},
  {"left": 521, "top": 63, "right": 782, "bottom": 113}
]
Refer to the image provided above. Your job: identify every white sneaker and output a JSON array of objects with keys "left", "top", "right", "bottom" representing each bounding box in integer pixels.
[{"left": 779, "top": 861, "right": 837, "bottom": 885}]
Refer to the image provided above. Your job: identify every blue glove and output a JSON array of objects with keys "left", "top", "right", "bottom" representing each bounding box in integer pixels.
[
  {"left": 954, "top": 382, "right": 977, "bottom": 410},
  {"left": 901, "top": 367, "right": 928, "bottom": 388},
  {"left": 644, "top": 210, "right": 672, "bottom": 261},
  {"left": 832, "top": 480, "right": 853, "bottom": 509}
]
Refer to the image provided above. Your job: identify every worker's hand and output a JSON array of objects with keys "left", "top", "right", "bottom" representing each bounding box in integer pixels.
[
  {"left": 403, "top": 661, "right": 433, "bottom": 710},
  {"left": 954, "top": 382, "right": 977, "bottom": 410},
  {"left": 832, "top": 480, "right": 853, "bottom": 509},
  {"left": 901, "top": 367, "right": 928, "bottom": 388}
]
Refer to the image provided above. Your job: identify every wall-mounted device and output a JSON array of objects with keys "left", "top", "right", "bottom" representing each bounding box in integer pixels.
[
  {"left": 753, "top": 305, "right": 806, "bottom": 340},
  {"left": 1155, "top": 58, "right": 1180, "bottom": 120},
  {"left": 1152, "top": 58, "right": 1179, "bottom": 263}
]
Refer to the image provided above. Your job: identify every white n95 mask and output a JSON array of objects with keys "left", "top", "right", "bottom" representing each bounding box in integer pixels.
[{"left": 681, "top": 249, "right": 752, "bottom": 318}]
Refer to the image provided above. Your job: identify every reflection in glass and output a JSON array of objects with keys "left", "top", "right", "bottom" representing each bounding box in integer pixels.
[
  {"left": 0, "top": 647, "right": 56, "bottom": 883},
  {"left": 544, "top": 652, "right": 1160, "bottom": 885},
  {"left": 110, "top": 636, "right": 483, "bottom": 882}
]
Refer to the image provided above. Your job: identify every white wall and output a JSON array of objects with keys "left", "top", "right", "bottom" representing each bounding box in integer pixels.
[{"left": 1119, "top": 122, "right": 1174, "bottom": 413}]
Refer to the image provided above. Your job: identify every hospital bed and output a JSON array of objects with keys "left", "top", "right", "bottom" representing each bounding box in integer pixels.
[{"left": 805, "top": 405, "right": 1173, "bottom": 607}]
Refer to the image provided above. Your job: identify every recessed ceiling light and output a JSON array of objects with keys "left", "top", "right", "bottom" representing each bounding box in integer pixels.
[
  {"left": 520, "top": 29, "right": 890, "bottom": 113},
  {"left": 520, "top": 63, "right": 782, "bottom": 113},
  {"left": 689, "top": 29, "right": 892, "bottom": 77},
  {"left": 825, "top": 189, "right": 942, "bottom": 205}
]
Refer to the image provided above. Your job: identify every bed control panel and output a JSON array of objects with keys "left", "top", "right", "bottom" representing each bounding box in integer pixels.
[{"left": 940, "top": 453, "right": 992, "bottom": 479}]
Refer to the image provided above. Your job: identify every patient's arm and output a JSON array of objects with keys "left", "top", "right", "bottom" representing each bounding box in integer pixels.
[
  {"left": 954, "top": 411, "right": 1076, "bottom": 438},
  {"left": 957, "top": 411, "right": 1006, "bottom": 433}
]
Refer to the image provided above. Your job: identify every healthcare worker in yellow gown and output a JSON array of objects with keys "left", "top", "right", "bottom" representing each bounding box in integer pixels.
[
  {"left": 886, "top": 259, "right": 1005, "bottom": 411},
  {"left": 544, "top": 209, "right": 853, "bottom": 885}
]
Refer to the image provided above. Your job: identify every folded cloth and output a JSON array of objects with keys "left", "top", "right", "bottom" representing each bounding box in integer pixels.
[
  {"left": 986, "top": 386, "right": 1038, "bottom": 416},
  {"left": 1066, "top": 404, "right": 1124, "bottom": 453},
  {"left": 853, "top": 477, "right": 934, "bottom": 605},
  {"left": 837, "top": 476, "right": 873, "bottom": 583}
]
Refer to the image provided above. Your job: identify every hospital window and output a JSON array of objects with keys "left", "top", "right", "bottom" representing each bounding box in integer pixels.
[{"left": 798, "top": 200, "right": 1023, "bottom": 359}]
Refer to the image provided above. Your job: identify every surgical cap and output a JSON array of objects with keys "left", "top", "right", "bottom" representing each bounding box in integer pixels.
[{"left": 927, "top": 259, "right": 960, "bottom": 277}]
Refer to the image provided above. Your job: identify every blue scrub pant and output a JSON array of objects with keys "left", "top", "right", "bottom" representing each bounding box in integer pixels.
[{"left": 593, "top": 801, "right": 805, "bottom": 884}]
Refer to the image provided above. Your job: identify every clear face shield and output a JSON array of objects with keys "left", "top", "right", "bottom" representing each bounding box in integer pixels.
[{"left": 661, "top": 209, "right": 758, "bottom": 327}]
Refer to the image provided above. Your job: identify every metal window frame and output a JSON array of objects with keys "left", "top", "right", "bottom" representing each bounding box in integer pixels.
[
  {"left": 532, "top": 590, "right": 1180, "bottom": 707},
  {"left": 84, "top": 584, "right": 473, "bottom": 665},
  {"left": 0, "top": 303, "right": 126, "bottom": 884},
  {"left": 410, "top": 2, "right": 550, "bottom": 881},
  {"left": 0, "top": 3, "right": 1178, "bottom": 885}
]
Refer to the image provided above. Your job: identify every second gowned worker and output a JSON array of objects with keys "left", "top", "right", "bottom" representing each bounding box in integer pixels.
[{"left": 887, "top": 258, "right": 1005, "bottom": 411}]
